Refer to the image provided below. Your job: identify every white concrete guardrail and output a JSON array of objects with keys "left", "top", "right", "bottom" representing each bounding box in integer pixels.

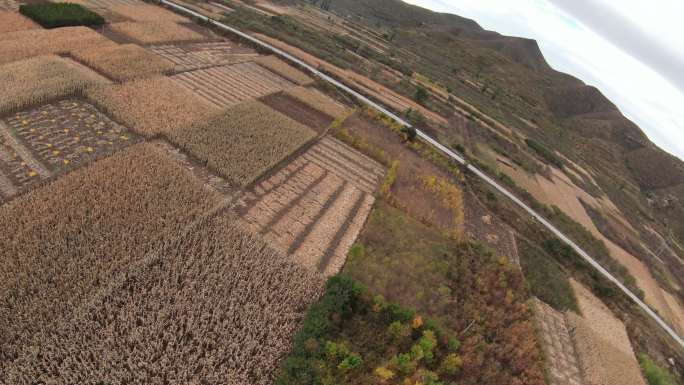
[{"left": 157, "top": 0, "right": 684, "bottom": 349}]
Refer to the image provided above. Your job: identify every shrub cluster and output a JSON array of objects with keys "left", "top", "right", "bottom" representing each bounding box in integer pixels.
[
  {"left": 254, "top": 55, "right": 314, "bottom": 86},
  {"left": 0, "top": 55, "right": 108, "bottom": 115},
  {"left": 277, "top": 275, "right": 464, "bottom": 385},
  {"left": 72, "top": 43, "right": 175, "bottom": 81},
  {"left": 85, "top": 76, "right": 219, "bottom": 137},
  {"left": 0, "top": 143, "right": 222, "bottom": 373},
  {"left": 525, "top": 138, "right": 564, "bottom": 168},
  {"left": 19, "top": 3, "right": 104, "bottom": 29},
  {"left": 167, "top": 100, "right": 315, "bottom": 186},
  {"left": 4, "top": 215, "right": 323, "bottom": 384}
]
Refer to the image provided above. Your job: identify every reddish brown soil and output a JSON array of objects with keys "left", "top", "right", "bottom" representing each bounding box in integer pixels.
[{"left": 260, "top": 91, "right": 332, "bottom": 133}]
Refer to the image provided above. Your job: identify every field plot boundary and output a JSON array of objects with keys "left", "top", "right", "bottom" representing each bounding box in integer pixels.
[{"left": 155, "top": 0, "right": 684, "bottom": 348}]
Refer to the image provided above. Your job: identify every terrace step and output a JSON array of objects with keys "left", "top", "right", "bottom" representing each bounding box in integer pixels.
[{"left": 0, "top": 121, "right": 51, "bottom": 178}]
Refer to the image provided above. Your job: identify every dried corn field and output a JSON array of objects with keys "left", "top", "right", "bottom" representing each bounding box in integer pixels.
[
  {"left": 110, "top": 4, "right": 190, "bottom": 22},
  {"left": 0, "top": 11, "right": 39, "bottom": 33},
  {"left": 255, "top": 55, "right": 314, "bottom": 86},
  {"left": 110, "top": 21, "right": 207, "bottom": 45},
  {"left": 0, "top": 55, "right": 109, "bottom": 116},
  {"left": 285, "top": 86, "right": 348, "bottom": 119},
  {"left": 170, "top": 61, "right": 293, "bottom": 109},
  {"left": 0, "top": 0, "right": 17, "bottom": 11},
  {"left": 4, "top": 215, "right": 323, "bottom": 384},
  {"left": 149, "top": 41, "right": 258, "bottom": 72},
  {"left": 236, "top": 136, "right": 384, "bottom": 276},
  {"left": 0, "top": 143, "right": 222, "bottom": 374},
  {"left": 167, "top": 100, "right": 315, "bottom": 186},
  {"left": 0, "top": 26, "right": 116, "bottom": 65},
  {"left": 72, "top": 44, "right": 175, "bottom": 81},
  {"left": 85, "top": 76, "right": 219, "bottom": 137},
  {"left": 0, "top": 99, "right": 138, "bottom": 201}
]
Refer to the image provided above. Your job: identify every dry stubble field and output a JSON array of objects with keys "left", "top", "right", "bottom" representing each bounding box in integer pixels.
[
  {"left": 236, "top": 136, "right": 384, "bottom": 276},
  {"left": 149, "top": 41, "right": 259, "bottom": 72}
]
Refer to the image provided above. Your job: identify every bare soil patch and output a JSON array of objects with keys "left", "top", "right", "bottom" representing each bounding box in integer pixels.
[
  {"left": 260, "top": 91, "right": 333, "bottom": 133},
  {"left": 567, "top": 279, "right": 646, "bottom": 385}
]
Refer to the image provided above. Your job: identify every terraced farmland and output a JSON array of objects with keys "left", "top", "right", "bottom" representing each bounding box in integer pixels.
[
  {"left": 0, "top": 0, "right": 17, "bottom": 11},
  {"left": 150, "top": 41, "right": 259, "bottom": 71},
  {"left": 0, "top": 99, "right": 138, "bottom": 202},
  {"left": 170, "top": 61, "right": 293, "bottom": 108},
  {"left": 236, "top": 136, "right": 384, "bottom": 276}
]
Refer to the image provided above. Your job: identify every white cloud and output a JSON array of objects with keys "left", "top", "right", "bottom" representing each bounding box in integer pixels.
[{"left": 403, "top": 0, "right": 684, "bottom": 159}]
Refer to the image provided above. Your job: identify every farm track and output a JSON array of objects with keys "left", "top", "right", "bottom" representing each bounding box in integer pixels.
[
  {"left": 157, "top": 0, "right": 684, "bottom": 347},
  {"left": 149, "top": 41, "right": 259, "bottom": 72},
  {"left": 236, "top": 136, "right": 382, "bottom": 276},
  {"left": 170, "top": 61, "right": 293, "bottom": 108}
]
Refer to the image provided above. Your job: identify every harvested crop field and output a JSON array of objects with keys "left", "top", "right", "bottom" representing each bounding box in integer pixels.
[
  {"left": 109, "top": 21, "right": 207, "bottom": 45},
  {"left": 236, "top": 136, "right": 384, "bottom": 276},
  {"left": 285, "top": 86, "right": 347, "bottom": 119},
  {"left": 170, "top": 61, "right": 293, "bottom": 109},
  {"left": 566, "top": 279, "right": 646, "bottom": 385},
  {"left": 254, "top": 55, "right": 314, "bottom": 85},
  {"left": 0, "top": 26, "right": 116, "bottom": 65},
  {"left": 85, "top": 76, "right": 219, "bottom": 137},
  {"left": 4, "top": 214, "right": 323, "bottom": 384},
  {"left": 0, "top": 143, "right": 222, "bottom": 373},
  {"left": 0, "top": 99, "right": 138, "bottom": 201},
  {"left": 110, "top": 4, "right": 189, "bottom": 22},
  {"left": 0, "top": 11, "right": 39, "bottom": 33},
  {"left": 260, "top": 91, "right": 333, "bottom": 132},
  {"left": 0, "top": 55, "right": 109, "bottom": 115},
  {"left": 167, "top": 100, "right": 315, "bottom": 186},
  {"left": 72, "top": 43, "right": 175, "bottom": 81},
  {"left": 149, "top": 41, "right": 258, "bottom": 72}
]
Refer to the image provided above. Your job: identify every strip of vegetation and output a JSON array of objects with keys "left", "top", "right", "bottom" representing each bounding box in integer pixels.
[
  {"left": 518, "top": 238, "right": 578, "bottom": 312},
  {"left": 525, "top": 138, "right": 564, "bottom": 169},
  {"left": 277, "top": 275, "right": 464, "bottom": 385},
  {"left": 19, "top": 3, "right": 104, "bottom": 28},
  {"left": 638, "top": 353, "right": 676, "bottom": 385}
]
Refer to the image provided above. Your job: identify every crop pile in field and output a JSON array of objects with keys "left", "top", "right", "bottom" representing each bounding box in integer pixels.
[
  {"left": 0, "top": 11, "right": 39, "bottom": 33},
  {"left": 0, "top": 55, "right": 109, "bottom": 115},
  {"left": 110, "top": 4, "right": 189, "bottom": 22},
  {"left": 285, "top": 86, "right": 347, "bottom": 118},
  {"left": 0, "top": 26, "right": 115, "bottom": 64},
  {"left": 19, "top": 2, "right": 104, "bottom": 28},
  {"left": 236, "top": 136, "right": 383, "bottom": 276},
  {"left": 254, "top": 55, "right": 314, "bottom": 86},
  {"left": 85, "top": 76, "right": 218, "bottom": 137},
  {"left": 0, "top": 143, "right": 222, "bottom": 374},
  {"left": 110, "top": 21, "right": 206, "bottom": 44},
  {"left": 4, "top": 214, "right": 324, "bottom": 384},
  {"left": 72, "top": 43, "right": 175, "bottom": 81},
  {"left": 168, "top": 100, "right": 315, "bottom": 186}
]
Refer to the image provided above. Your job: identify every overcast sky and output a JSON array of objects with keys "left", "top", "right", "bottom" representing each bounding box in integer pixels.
[{"left": 403, "top": 0, "right": 684, "bottom": 160}]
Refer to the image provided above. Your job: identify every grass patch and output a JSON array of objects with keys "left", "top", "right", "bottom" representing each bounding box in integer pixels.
[
  {"left": 639, "top": 353, "right": 677, "bottom": 385},
  {"left": 19, "top": 3, "right": 104, "bottom": 28},
  {"left": 525, "top": 138, "right": 564, "bottom": 169},
  {"left": 518, "top": 238, "right": 578, "bottom": 312}
]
